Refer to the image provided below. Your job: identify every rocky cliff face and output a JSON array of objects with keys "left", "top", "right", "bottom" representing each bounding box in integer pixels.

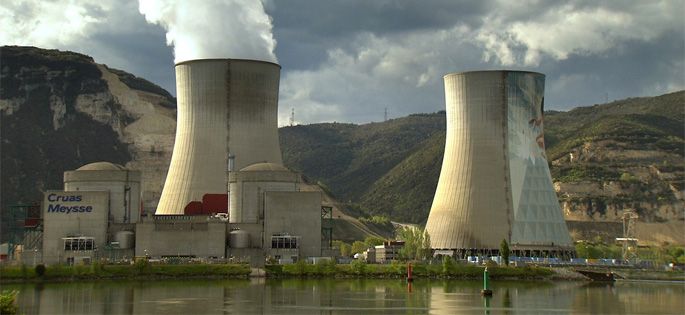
[
  {"left": 0, "top": 46, "right": 175, "bottom": 223},
  {"left": 544, "top": 93, "right": 684, "bottom": 245}
]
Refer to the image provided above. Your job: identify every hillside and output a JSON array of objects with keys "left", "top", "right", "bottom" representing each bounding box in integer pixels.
[
  {"left": 0, "top": 46, "right": 177, "bottom": 241},
  {"left": 280, "top": 91, "right": 685, "bottom": 244}
]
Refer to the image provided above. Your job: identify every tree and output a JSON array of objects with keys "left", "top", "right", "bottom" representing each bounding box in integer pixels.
[
  {"left": 340, "top": 243, "right": 351, "bottom": 257},
  {"left": 500, "top": 239, "right": 510, "bottom": 266},
  {"left": 333, "top": 241, "right": 351, "bottom": 257},
  {"left": 351, "top": 241, "right": 368, "bottom": 255},
  {"left": 364, "top": 236, "right": 385, "bottom": 247},
  {"left": 397, "top": 226, "right": 432, "bottom": 261}
]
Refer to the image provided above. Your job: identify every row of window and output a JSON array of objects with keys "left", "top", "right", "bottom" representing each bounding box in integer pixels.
[
  {"left": 271, "top": 236, "right": 299, "bottom": 249},
  {"left": 63, "top": 238, "right": 95, "bottom": 251}
]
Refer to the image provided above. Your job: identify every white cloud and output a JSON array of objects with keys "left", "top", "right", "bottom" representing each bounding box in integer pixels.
[
  {"left": 475, "top": 1, "right": 683, "bottom": 66},
  {"left": 0, "top": 0, "right": 113, "bottom": 47},
  {"left": 278, "top": 26, "right": 478, "bottom": 125}
]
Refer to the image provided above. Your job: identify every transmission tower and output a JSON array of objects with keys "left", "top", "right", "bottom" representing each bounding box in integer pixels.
[
  {"left": 290, "top": 108, "right": 295, "bottom": 126},
  {"left": 616, "top": 209, "right": 639, "bottom": 262},
  {"left": 384, "top": 107, "right": 388, "bottom": 122}
]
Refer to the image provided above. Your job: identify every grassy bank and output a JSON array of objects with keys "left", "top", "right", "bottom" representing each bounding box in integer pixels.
[
  {"left": 265, "top": 260, "right": 554, "bottom": 280},
  {"left": 0, "top": 262, "right": 251, "bottom": 282}
]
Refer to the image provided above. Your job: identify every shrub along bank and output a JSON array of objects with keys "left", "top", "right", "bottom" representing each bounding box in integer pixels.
[
  {"left": 265, "top": 259, "right": 554, "bottom": 280},
  {"left": 0, "top": 261, "right": 251, "bottom": 282}
]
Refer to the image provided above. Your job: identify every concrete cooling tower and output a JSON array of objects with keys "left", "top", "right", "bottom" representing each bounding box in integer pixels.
[
  {"left": 156, "top": 59, "right": 282, "bottom": 215},
  {"left": 425, "top": 70, "right": 573, "bottom": 257}
]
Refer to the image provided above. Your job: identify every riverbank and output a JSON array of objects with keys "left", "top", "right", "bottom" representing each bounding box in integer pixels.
[
  {"left": 0, "top": 262, "right": 251, "bottom": 283},
  {"left": 2, "top": 261, "right": 681, "bottom": 283},
  {"left": 264, "top": 260, "right": 560, "bottom": 280}
]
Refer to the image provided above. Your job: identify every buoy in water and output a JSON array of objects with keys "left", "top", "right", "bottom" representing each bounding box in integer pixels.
[{"left": 481, "top": 267, "right": 493, "bottom": 296}]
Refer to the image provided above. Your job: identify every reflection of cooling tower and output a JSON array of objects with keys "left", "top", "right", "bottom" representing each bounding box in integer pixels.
[
  {"left": 425, "top": 71, "right": 572, "bottom": 255},
  {"left": 156, "top": 59, "right": 282, "bottom": 215}
]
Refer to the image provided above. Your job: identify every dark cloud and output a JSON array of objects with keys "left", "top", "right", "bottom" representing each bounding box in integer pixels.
[
  {"left": 268, "top": 0, "right": 489, "bottom": 71},
  {"left": 542, "top": 29, "right": 685, "bottom": 109},
  {"left": 3, "top": 0, "right": 682, "bottom": 125},
  {"left": 89, "top": 26, "right": 175, "bottom": 95}
]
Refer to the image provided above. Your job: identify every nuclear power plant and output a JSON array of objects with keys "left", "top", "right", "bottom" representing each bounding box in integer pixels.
[
  {"left": 28, "top": 59, "right": 329, "bottom": 266},
  {"left": 425, "top": 70, "right": 573, "bottom": 258},
  {"left": 10, "top": 56, "right": 575, "bottom": 267}
]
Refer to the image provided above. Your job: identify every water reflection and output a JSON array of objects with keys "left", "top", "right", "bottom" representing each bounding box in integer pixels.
[{"left": 5, "top": 278, "right": 684, "bottom": 314}]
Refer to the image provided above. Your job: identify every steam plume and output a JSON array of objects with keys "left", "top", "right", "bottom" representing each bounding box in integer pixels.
[{"left": 138, "top": 0, "right": 277, "bottom": 63}]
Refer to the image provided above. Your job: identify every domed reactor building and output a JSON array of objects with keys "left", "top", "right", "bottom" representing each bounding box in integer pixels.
[{"left": 425, "top": 70, "right": 574, "bottom": 258}]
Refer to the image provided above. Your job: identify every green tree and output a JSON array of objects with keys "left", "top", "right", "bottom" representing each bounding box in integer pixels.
[
  {"left": 397, "top": 227, "right": 432, "bottom": 261},
  {"left": 364, "top": 236, "right": 385, "bottom": 247},
  {"left": 442, "top": 255, "right": 454, "bottom": 274},
  {"left": 332, "top": 240, "right": 351, "bottom": 257},
  {"left": 351, "top": 241, "right": 368, "bottom": 255},
  {"left": 500, "top": 239, "right": 510, "bottom": 266}
]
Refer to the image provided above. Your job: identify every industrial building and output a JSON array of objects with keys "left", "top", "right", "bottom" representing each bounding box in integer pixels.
[
  {"left": 425, "top": 70, "right": 574, "bottom": 258},
  {"left": 42, "top": 162, "right": 140, "bottom": 264},
  {"left": 31, "top": 59, "right": 329, "bottom": 266}
]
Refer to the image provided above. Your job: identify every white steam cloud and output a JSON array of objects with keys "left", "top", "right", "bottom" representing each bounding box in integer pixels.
[{"left": 138, "top": 0, "right": 277, "bottom": 63}]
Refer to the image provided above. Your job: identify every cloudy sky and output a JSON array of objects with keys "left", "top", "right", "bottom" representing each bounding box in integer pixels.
[{"left": 1, "top": 0, "right": 683, "bottom": 125}]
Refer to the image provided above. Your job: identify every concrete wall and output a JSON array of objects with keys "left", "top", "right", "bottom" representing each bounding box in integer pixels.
[
  {"left": 264, "top": 191, "right": 322, "bottom": 258},
  {"left": 64, "top": 170, "right": 142, "bottom": 223},
  {"left": 135, "top": 218, "right": 227, "bottom": 258},
  {"left": 42, "top": 190, "right": 109, "bottom": 264},
  {"left": 229, "top": 178, "right": 298, "bottom": 224}
]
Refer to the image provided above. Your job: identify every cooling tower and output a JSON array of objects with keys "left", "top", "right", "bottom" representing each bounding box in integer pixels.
[
  {"left": 425, "top": 70, "right": 573, "bottom": 256},
  {"left": 156, "top": 59, "right": 282, "bottom": 215}
]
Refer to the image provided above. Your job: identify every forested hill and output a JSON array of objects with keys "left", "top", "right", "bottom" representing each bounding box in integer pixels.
[{"left": 280, "top": 91, "right": 685, "bottom": 230}]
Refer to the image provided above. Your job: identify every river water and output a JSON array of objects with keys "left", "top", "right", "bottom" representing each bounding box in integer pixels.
[{"left": 5, "top": 278, "right": 684, "bottom": 314}]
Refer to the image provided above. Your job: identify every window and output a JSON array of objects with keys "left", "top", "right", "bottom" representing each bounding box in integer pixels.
[
  {"left": 63, "top": 237, "right": 95, "bottom": 251},
  {"left": 270, "top": 235, "right": 299, "bottom": 249}
]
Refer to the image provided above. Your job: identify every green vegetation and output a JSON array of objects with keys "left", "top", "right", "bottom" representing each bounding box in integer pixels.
[
  {"left": 396, "top": 227, "right": 432, "bottom": 261},
  {"left": 575, "top": 242, "right": 623, "bottom": 259},
  {"left": 358, "top": 215, "right": 391, "bottom": 225},
  {"left": 0, "top": 263, "right": 251, "bottom": 282},
  {"left": 333, "top": 240, "right": 352, "bottom": 257},
  {"left": 500, "top": 240, "right": 510, "bottom": 266},
  {"left": 264, "top": 261, "right": 553, "bottom": 279},
  {"left": 0, "top": 290, "right": 18, "bottom": 315},
  {"left": 338, "top": 236, "right": 389, "bottom": 256},
  {"left": 574, "top": 242, "right": 685, "bottom": 265},
  {"left": 552, "top": 164, "right": 621, "bottom": 182}
]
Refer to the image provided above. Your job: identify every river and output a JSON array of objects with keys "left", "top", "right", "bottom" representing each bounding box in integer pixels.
[{"left": 5, "top": 278, "right": 684, "bottom": 314}]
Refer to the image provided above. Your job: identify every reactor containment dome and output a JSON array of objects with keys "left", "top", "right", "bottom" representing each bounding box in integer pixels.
[
  {"left": 425, "top": 70, "right": 573, "bottom": 257},
  {"left": 156, "top": 59, "right": 283, "bottom": 215}
]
